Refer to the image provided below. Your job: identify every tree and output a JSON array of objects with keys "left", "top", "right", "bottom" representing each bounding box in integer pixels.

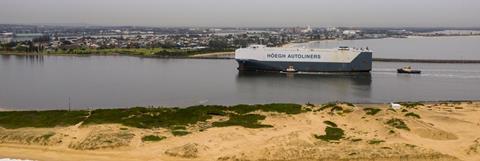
[{"left": 208, "top": 38, "right": 228, "bottom": 49}]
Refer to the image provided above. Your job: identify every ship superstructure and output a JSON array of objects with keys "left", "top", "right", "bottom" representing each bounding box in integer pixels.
[{"left": 235, "top": 45, "right": 372, "bottom": 72}]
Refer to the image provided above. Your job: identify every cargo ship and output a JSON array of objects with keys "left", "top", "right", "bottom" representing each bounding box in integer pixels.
[{"left": 235, "top": 45, "right": 372, "bottom": 72}]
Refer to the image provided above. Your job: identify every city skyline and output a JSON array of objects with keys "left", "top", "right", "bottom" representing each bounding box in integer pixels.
[{"left": 1, "top": 0, "right": 480, "bottom": 28}]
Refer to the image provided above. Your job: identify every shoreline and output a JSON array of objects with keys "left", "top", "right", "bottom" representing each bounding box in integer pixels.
[
  {"left": 4, "top": 35, "right": 480, "bottom": 63},
  {"left": 0, "top": 101, "right": 479, "bottom": 161},
  {"left": 1, "top": 99, "right": 480, "bottom": 111},
  {"left": 4, "top": 51, "right": 480, "bottom": 64}
]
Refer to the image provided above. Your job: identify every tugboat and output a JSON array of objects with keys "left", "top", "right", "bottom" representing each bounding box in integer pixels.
[
  {"left": 397, "top": 66, "right": 421, "bottom": 74},
  {"left": 283, "top": 65, "right": 298, "bottom": 73}
]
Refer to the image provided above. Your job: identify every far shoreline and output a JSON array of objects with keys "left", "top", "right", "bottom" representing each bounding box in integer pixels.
[{"left": 3, "top": 35, "right": 480, "bottom": 59}]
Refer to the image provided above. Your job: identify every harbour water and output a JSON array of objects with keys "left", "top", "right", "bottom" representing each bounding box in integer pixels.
[{"left": 1, "top": 36, "right": 480, "bottom": 109}]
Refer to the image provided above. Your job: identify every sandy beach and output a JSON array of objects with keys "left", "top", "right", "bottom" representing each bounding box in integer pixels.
[{"left": 1, "top": 102, "right": 480, "bottom": 161}]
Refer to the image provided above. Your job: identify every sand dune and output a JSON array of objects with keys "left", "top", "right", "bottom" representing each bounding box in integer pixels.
[{"left": 1, "top": 102, "right": 480, "bottom": 161}]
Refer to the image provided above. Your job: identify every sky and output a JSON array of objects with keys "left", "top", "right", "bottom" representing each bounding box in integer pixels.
[{"left": 1, "top": 0, "right": 479, "bottom": 27}]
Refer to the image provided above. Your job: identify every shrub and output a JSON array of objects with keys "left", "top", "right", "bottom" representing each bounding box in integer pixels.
[
  {"left": 386, "top": 118, "right": 410, "bottom": 131},
  {"left": 306, "top": 102, "right": 315, "bottom": 107},
  {"left": 212, "top": 114, "right": 273, "bottom": 128},
  {"left": 142, "top": 135, "right": 166, "bottom": 142},
  {"left": 318, "top": 102, "right": 339, "bottom": 111},
  {"left": 0, "top": 104, "right": 302, "bottom": 130},
  {"left": 405, "top": 112, "right": 421, "bottom": 119},
  {"left": 0, "top": 110, "right": 89, "bottom": 129},
  {"left": 315, "top": 127, "right": 345, "bottom": 141},
  {"left": 368, "top": 139, "right": 385, "bottom": 144},
  {"left": 363, "top": 108, "right": 381, "bottom": 116},
  {"left": 351, "top": 138, "right": 362, "bottom": 142},
  {"left": 323, "top": 121, "right": 338, "bottom": 127},
  {"left": 340, "top": 102, "right": 355, "bottom": 107},
  {"left": 399, "top": 102, "right": 424, "bottom": 108},
  {"left": 229, "top": 103, "right": 304, "bottom": 115},
  {"left": 330, "top": 106, "right": 343, "bottom": 113},
  {"left": 171, "top": 130, "right": 190, "bottom": 136}
]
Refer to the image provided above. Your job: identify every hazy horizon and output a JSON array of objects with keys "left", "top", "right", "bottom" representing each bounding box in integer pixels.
[{"left": 1, "top": 0, "right": 480, "bottom": 28}]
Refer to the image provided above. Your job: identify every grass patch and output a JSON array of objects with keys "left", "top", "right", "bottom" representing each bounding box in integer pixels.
[
  {"left": 229, "top": 103, "right": 303, "bottom": 115},
  {"left": 363, "top": 108, "right": 381, "bottom": 116},
  {"left": 0, "top": 110, "right": 89, "bottom": 129},
  {"left": 405, "top": 144, "right": 417, "bottom": 148},
  {"left": 171, "top": 130, "right": 190, "bottom": 136},
  {"left": 315, "top": 126, "right": 345, "bottom": 142},
  {"left": 142, "top": 135, "right": 166, "bottom": 142},
  {"left": 40, "top": 132, "right": 56, "bottom": 140},
  {"left": 387, "top": 108, "right": 397, "bottom": 112},
  {"left": 330, "top": 106, "right": 343, "bottom": 113},
  {"left": 343, "top": 109, "right": 354, "bottom": 114},
  {"left": 339, "top": 102, "right": 355, "bottom": 107},
  {"left": 351, "top": 138, "right": 363, "bottom": 142},
  {"left": 405, "top": 112, "right": 421, "bottom": 119},
  {"left": 389, "top": 130, "right": 396, "bottom": 134},
  {"left": 323, "top": 121, "right": 337, "bottom": 127},
  {"left": 399, "top": 102, "right": 424, "bottom": 108},
  {"left": 212, "top": 114, "right": 272, "bottom": 128},
  {"left": 0, "top": 104, "right": 302, "bottom": 130},
  {"left": 306, "top": 102, "right": 315, "bottom": 107},
  {"left": 318, "top": 102, "right": 339, "bottom": 111},
  {"left": 170, "top": 125, "right": 187, "bottom": 130},
  {"left": 83, "top": 106, "right": 225, "bottom": 129},
  {"left": 386, "top": 118, "right": 410, "bottom": 131},
  {"left": 368, "top": 139, "right": 385, "bottom": 144}
]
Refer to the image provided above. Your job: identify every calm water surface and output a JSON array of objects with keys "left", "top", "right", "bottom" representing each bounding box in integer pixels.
[{"left": 1, "top": 37, "right": 480, "bottom": 109}]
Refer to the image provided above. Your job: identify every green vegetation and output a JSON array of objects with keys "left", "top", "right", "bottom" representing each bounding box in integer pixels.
[
  {"left": 339, "top": 102, "right": 355, "bottom": 107},
  {"left": 405, "top": 112, "right": 421, "bottom": 119},
  {"left": 141, "top": 135, "right": 166, "bottom": 142},
  {"left": 351, "top": 138, "right": 363, "bottom": 142},
  {"left": 317, "top": 102, "right": 354, "bottom": 115},
  {"left": 368, "top": 139, "right": 385, "bottom": 144},
  {"left": 399, "top": 102, "right": 424, "bottom": 108},
  {"left": 37, "top": 47, "right": 234, "bottom": 57},
  {"left": 323, "top": 121, "right": 338, "bottom": 127},
  {"left": 330, "top": 106, "right": 343, "bottom": 113},
  {"left": 0, "top": 104, "right": 302, "bottom": 133},
  {"left": 228, "top": 103, "right": 304, "bottom": 115},
  {"left": 389, "top": 130, "right": 396, "bottom": 134},
  {"left": 363, "top": 108, "right": 381, "bottom": 116},
  {"left": 387, "top": 108, "right": 397, "bottom": 112},
  {"left": 40, "top": 132, "right": 56, "bottom": 140},
  {"left": 316, "top": 120, "right": 344, "bottom": 142},
  {"left": 318, "top": 102, "right": 340, "bottom": 111},
  {"left": 0, "top": 110, "right": 89, "bottom": 129},
  {"left": 82, "top": 106, "right": 220, "bottom": 129},
  {"left": 154, "top": 48, "right": 234, "bottom": 57},
  {"left": 45, "top": 48, "right": 164, "bottom": 55},
  {"left": 315, "top": 126, "right": 345, "bottom": 142},
  {"left": 386, "top": 118, "right": 410, "bottom": 131},
  {"left": 212, "top": 114, "right": 272, "bottom": 128},
  {"left": 171, "top": 130, "right": 190, "bottom": 136},
  {"left": 305, "top": 102, "right": 315, "bottom": 107},
  {"left": 405, "top": 144, "right": 417, "bottom": 148}
]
